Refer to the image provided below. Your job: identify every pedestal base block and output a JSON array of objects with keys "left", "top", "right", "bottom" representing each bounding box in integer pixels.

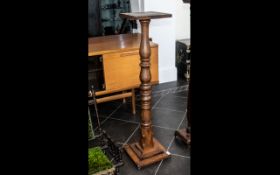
[{"left": 124, "top": 138, "right": 170, "bottom": 169}]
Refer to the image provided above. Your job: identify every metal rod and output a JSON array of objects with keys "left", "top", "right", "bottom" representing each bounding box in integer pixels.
[{"left": 91, "top": 85, "right": 102, "bottom": 133}]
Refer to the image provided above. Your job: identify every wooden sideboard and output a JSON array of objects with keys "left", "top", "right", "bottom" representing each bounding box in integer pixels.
[{"left": 88, "top": 33, "right": 159, "bottom": 96}]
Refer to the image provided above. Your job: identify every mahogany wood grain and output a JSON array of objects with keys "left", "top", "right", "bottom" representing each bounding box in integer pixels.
[
  {"left": 88, "top": 33, "right": 157, "bottom": 56},
  {"left": 120, "top": 11, "right": 172, "bottom": 169}
]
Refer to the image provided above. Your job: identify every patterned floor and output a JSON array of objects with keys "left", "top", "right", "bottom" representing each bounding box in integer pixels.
[{"left": 89, "top": 80, "right": 190, "bottom": 175}]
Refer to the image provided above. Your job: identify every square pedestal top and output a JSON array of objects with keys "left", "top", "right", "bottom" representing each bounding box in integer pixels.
[{"left": 120, "top": 11, "right": 172, "bottom": 20}]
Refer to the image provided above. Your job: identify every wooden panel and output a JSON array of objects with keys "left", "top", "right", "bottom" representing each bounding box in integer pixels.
[
  {"left": 151, "top": 46, "right": 159, "bottom": 84},
  {"left": 103, "top": 46, "right": 158, "bottom": 92},
  {"left": 88, "top": 33, "right": 158, "bottom": 56}
]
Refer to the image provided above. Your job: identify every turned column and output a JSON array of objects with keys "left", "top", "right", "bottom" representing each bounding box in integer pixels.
[
  {"left": 120, "top": 11, "right": 172, "bottom": 169},
  {"left": 139, "top": 19, "right": 154, "bottom": 149}
]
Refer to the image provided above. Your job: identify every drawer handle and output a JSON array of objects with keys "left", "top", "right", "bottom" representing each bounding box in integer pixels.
[{"left": 120, "top": 52, "right": 139, "bottom": 57}]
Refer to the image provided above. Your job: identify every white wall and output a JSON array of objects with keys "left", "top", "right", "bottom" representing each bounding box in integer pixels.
[
  {"left": 143, "top": 0, "right": 177, "bottom": 83},
  {"left": 175, "top": 1, "right": 190, "bottom": 39},
  {"left": 130, "top": 0, "right": 144, "bottom": 12},
  {"left": 130, "top": 0, "right": 143, "bottom": 33}
]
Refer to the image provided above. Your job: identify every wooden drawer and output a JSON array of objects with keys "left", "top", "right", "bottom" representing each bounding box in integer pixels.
[{"left": 102, "top": 47, "right": 158, "bottom": 91}]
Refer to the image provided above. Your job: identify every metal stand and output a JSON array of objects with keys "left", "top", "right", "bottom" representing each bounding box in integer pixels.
[
  {"left": 88, "top": 85, "right": 124, "bottom": 174},
  {"left": 175, "top": 0, "right": 191, "bottom": 147}
]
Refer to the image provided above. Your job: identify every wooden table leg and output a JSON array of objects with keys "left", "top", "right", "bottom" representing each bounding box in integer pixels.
[
  {"left": 131, "top": 88, "right": 136, "bottom": 115},
  {"left": 123, "top": 18, "right": 170, "bottom": 169}
]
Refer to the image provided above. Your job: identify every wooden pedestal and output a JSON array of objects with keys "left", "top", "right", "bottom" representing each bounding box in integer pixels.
[
  {"left": 175, "top": 45, "right": 191, "bottom": 146},
  {"left": 175, "top": 128, "right": 191, "bottom": 145},
  {"left": 123, "top": 138, "right": 170, "bottom": 169},
  {"left": 120, "top": 12, "right": 172, "bottom": 169}
]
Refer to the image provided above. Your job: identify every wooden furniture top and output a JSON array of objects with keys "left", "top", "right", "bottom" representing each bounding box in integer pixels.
[
  {"left": 120, "top": 11, "right": 172, "bottom": 20},
  {"left": 88, "top": 33, "right": 158, "bottom": 56}
]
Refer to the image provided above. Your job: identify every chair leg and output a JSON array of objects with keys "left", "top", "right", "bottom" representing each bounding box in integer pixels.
[{"left": 131, "top": 89, "right": 136, "bottom": 115}]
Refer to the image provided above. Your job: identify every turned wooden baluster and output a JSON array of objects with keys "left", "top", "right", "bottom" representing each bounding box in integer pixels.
[
  {"left": 120, "top": 11, "right": 172, "bottom": 169},
  {"left": 139, "top": 19, "right": 154, "bottom": 149}
]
